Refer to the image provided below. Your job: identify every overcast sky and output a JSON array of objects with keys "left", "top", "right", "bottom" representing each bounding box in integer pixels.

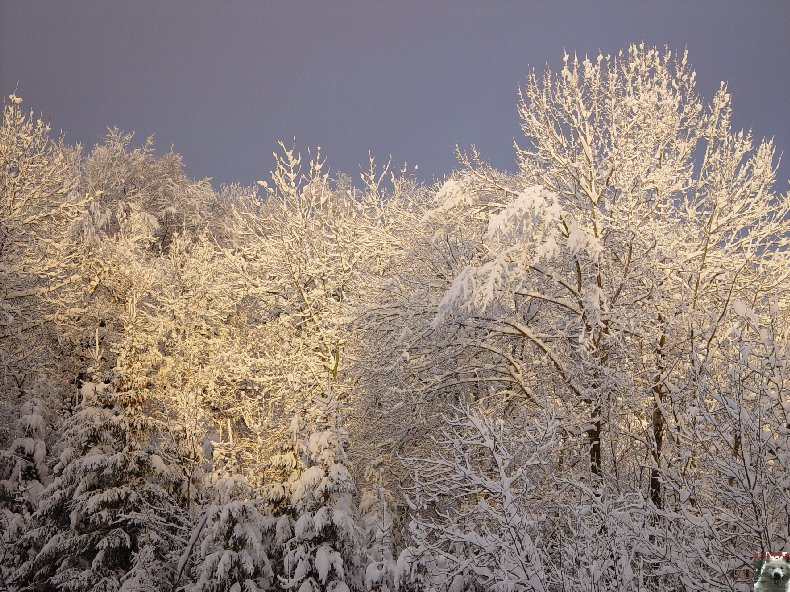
[{"left": 1, "top": 1, "right": 788, "bottom": 189}]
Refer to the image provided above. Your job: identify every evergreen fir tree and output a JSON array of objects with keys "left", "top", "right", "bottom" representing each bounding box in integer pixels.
[
  {"left": 188, "top": 476, "right": 274, "bottom": 592},
  {"left": 265, "top": 393, "right": 359, "bottom": 592},
  {"left": 14, "top": 373, "right": 188, "bottom": 592},
  {"left": 0, "top": 397, "right": 49, "bottom": 589}
]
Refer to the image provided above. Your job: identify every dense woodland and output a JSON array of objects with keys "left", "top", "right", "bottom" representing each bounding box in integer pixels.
[{"left": 0, "top": 45, "right": 788, "bottom": 592}]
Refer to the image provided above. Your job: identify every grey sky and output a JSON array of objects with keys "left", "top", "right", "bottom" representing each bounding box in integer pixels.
[{"left": 1, "top": 1, "right": 788, "bottom": 189}]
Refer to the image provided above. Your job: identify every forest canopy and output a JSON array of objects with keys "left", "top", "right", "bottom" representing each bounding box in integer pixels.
[{"left": 0, "top": 44, "right": 788, "bottom": 592}]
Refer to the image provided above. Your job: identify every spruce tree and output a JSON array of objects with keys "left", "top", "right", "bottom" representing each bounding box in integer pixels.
[
  {"left": 188, "top": 476, "right": 274, "bottom": 592},
  {"left": 0, "top": 397, "right": 49, "bottom": 589},
  {"left": 15, "top": 374, "right": 188, "bottom": 592},
  {"left": 265, "top": 393, "right": 359, "bottom": 592}
]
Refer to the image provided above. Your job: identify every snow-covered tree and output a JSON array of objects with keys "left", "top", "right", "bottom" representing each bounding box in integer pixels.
[
  {"left": 0, "top": 94, "right": 85, "bottom": 426},
  {"left": 186, "top": 476, "right": 274, "bottom": 592},
  {"left": 510, "top": 43, "right": 787, "bottom": 504},
  {"left": 348, "top": 174, "right": 441, "bottom": 489},
  {"left": 654, "top": 298, "right": 790, "bottom": 590},
  {"left": 265, "top": 393, "right": 360, "bottom": 592},
  {"left": 220, "top": 144, "right": 401, "bottom": 479},
  {"left": 358, "top": 476, "right": 397, "bottom": 592},
  {"left": 77, "top": 129, "right": 215, "bottom": 252},
  {"left": 0, "top": 397, "right": 49, "bottom": 516},
  {"left": 14, "top": 375, "right": 188, "bottom": 592},
  {"left": 67, "top": 128, "right": 217, "bottom": 391},
  {"left": 399, "top": 404, "right": 558, "bottom": 592},
  {"left": 0, "top": 396, "right": 50, "bottom": 588},
  {"left": 108, "top": 230, "right": 256, "bottom": 505}
]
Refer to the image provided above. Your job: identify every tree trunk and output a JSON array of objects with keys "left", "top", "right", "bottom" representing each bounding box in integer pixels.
[{"left": 649, "top": 326, "right": 667, "bottom": 510}]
